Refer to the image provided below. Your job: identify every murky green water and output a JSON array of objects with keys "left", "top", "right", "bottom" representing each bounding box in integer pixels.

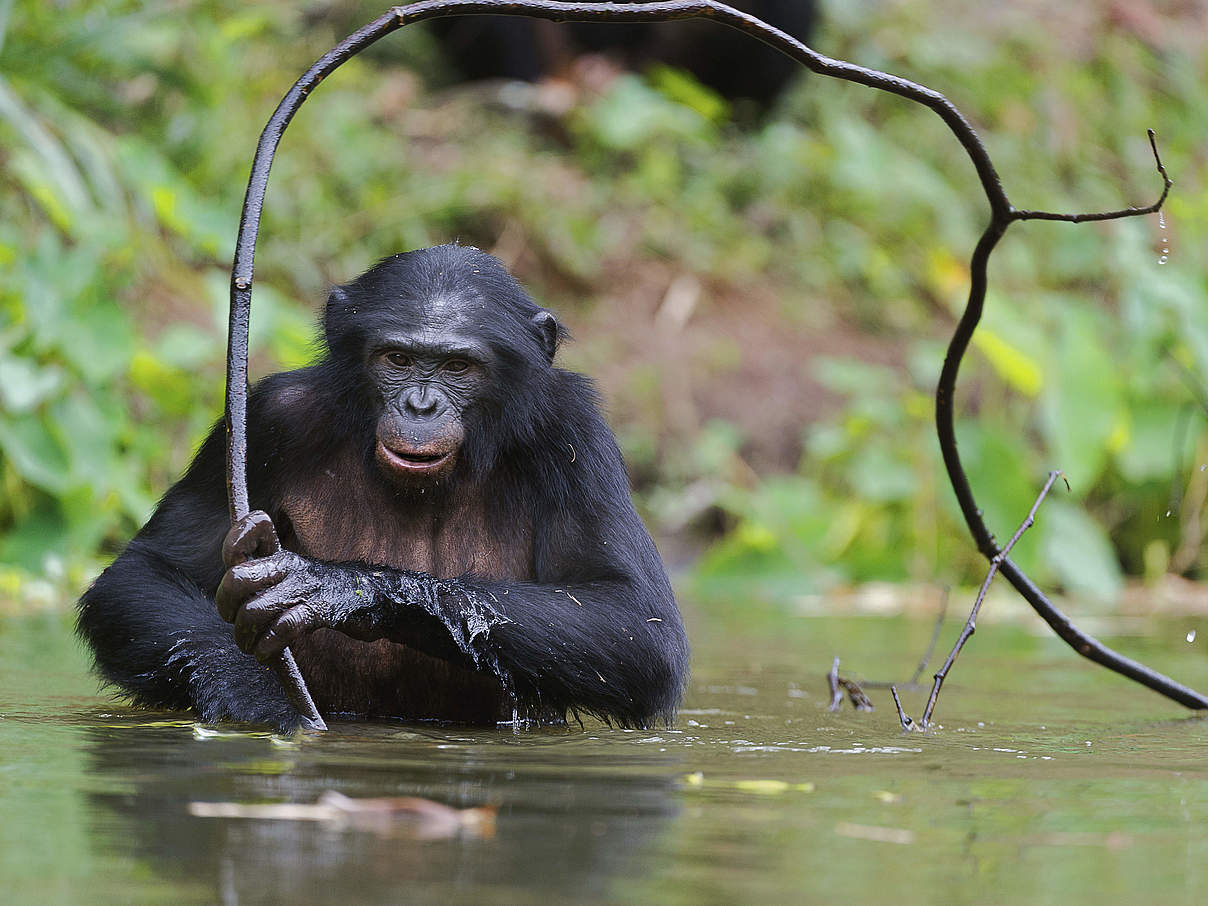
[{"left": 3, "top": 603, "right": 1208, "bottom": 904}]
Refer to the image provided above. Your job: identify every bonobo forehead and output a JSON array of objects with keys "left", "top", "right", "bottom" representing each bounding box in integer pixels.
[
  {"left": 370, "top": 324, "right": 491, "bottom": 362},
  {"left": 325, "top": 244, "right": 558, "bottom": 360}
]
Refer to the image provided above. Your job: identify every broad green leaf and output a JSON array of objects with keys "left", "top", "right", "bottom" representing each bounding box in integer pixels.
[
  {"left": 952, "top": 420, "right": 1044, "bottom": 577},
  {"left": 1039, "top": 500, "right": 1124, "bottom": 603},
  {"left": 0, "top": 355, "right": 63, "bottom": 413},
  {"left": 1114, "top": 401, "right": 1185, "bottom": 483},
  {"left": 0, "top": 415, "right": 70, "bottom": 493},
  {"left": 1039, "top": 307, "right": 1122, "bottom": 490},
  {"left": 56, "top": 301, "right": 134, "bottom": 384},
  {"left": 972, "top": 327, "right": 1043, "bottom": 397},
  {"left": 846, "top": 445, "right": 917, "bottom": 503},
  {"left": 0, "top": 507, "right": 70, "bottom": 572}
]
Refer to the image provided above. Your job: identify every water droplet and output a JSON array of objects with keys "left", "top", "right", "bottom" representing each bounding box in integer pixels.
[
  {"left": 1187, "top": 629, "right": 1197, "bottom": 643},
  {"left": 1158, "top": 211, "right": 1166, "bottom": 229},
  {"left": 1166, "top": 510, "right": 1172, "bottom": 517},
  {"left": 1159, "top": 256, "right": 1168, "bottom": 264}
]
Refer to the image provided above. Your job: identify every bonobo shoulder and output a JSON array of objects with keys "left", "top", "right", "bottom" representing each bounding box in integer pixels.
[
  {"left": 544, "top": 369, "right": 622, "bottom": 463},
  {"left": 521, "top": 367, "right": 635, "bottom": 512},
  {"left": 245, "top": 367, "right": 344, "bottom": 448},
  {"left": 251, "top": 368, "right": 323, "bottom": 421}
]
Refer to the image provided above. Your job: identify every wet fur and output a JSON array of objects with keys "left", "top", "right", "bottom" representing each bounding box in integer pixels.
[{"left": 77, "top": 245, "right": 688, "bottom": 730}]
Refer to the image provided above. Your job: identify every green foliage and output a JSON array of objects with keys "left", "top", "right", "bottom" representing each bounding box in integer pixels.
[{"left": 1, "top": 1, "right": 1206, "bottom": 610}]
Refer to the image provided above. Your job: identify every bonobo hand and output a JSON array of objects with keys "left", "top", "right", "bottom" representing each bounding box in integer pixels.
[{"left": 215, "top": 511, "right": 335, "bottom": 663}]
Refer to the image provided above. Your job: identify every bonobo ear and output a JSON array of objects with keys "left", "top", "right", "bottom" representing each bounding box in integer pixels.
[
  {"left": 532, "top": 310, "right": 560, "bottom": 363},
  {"left": 323, "top": 285, "right": 349, "bottom": 343}
]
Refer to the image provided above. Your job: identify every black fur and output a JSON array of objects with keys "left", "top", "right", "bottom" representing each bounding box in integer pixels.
[
  {"left": 427, "top": 0, "right": 819, "bottom": 110},
  {"left": 77, "top": 245, "right": 689, "bottom": 731}
]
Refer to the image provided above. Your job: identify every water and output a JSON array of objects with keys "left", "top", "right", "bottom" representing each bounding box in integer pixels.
[{"left": 3, "top": 605, "right": 1208, "bottom": 903}]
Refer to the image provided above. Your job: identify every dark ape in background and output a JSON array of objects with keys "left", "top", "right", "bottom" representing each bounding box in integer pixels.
[
  {"left": 78, "top": 244, "right": 689, "bottom": 731},
  {"left": 427, "top": 0, "right": 819, "bottom": 108}
]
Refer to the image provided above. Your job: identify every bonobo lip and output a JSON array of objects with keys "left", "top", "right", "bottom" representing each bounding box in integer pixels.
[{"left": 376, "top": 439, "right": 455, "bottom": 475}]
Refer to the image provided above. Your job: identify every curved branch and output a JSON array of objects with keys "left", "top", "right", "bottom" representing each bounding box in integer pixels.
[
  {"left": 1012, "top": 130, "right": 1172, "bottom": 223},
  {"left": 225, "top": 0, "right": 1207, "bottom": 720}
]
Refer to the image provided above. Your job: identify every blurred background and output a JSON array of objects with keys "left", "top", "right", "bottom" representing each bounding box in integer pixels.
[{"left": 1, "top": 0, "right": 1206, "bottom": 618}]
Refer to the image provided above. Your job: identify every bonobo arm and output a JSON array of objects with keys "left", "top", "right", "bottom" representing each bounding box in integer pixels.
[
  {"left": 219, "top": 504, "right": 689, "bottom": 729},
  {"left": 77, "top": 416, "right": 301, "bottom": 730}
]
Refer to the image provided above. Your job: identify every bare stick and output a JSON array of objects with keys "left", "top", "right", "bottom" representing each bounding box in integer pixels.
[
  {"left": 1011, "top": 131, "right": 1171, "bottom": 223},
  {"left": 825, "top": 655, "right": 874, "bottom": 711},
  {"left": 890, "top": 685, "right": 916, "bottom": 732},
  {"left": 839, "top": 677, "right": 874, "bottom": 712},
  {"left": 226, "top": 0, "right": 1208, "bottom": 716},
  {"left": 827, "top": 655, "right": 842, "bottom": 711},
  {"left": 920, "top": 471, "right": 1064, "bottom": 729}
]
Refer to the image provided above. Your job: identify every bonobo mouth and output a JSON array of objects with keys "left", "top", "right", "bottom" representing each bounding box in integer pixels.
[{"left": 375, "top": 439, "right": 456, "bottom": 477}]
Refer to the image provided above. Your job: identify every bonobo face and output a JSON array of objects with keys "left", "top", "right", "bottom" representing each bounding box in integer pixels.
[
  {"left": 327, "top": 246, "right": 566, "bottom": 486},
  {"left": 368, "top": 325, "right": 490, "bottom": 485}
]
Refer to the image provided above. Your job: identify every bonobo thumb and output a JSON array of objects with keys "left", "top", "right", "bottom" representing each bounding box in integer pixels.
[{"left": 223, "top": 510, "right": 282, "bottom": 567}]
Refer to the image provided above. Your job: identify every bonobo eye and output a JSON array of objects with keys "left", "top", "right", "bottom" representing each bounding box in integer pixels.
[
  {"left": 442, "top": 358, "right": 471, "bottom": 375},
  {"left": 384, "top": 351, "right": 412, "bottom": 369}
]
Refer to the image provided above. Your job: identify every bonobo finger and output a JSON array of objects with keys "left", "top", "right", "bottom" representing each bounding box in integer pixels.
[
  {"left": 222, "top": 510, "right": 281, "bottom": 568},
  {"left": 233, "top": 585, "right": 304, "bottom": 653},
  {"left": 215, "top": 556, "right": 291, "bottom": 623},
  {"left": 253, "top": 606, "right": 317, "bottom": 664}
]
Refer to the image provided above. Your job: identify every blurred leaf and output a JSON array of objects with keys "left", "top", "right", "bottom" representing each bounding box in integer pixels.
[
  {"left": 847, "top": 445, "right": 917, "bottom": 504},
  {"left": 648, "top": 65, "right": 729, "bottom": 124},
  {"left": 0, "top": 415, "right": 70, "bottom": 494},
  {"left": 0, "top": 354, "right": 64, "bottom": 413},
  {"left": 57, "top": 302, "right": 135, "bottom": 384},
  {"left": 48, "top": 390, "right": 115, "bottom": 487},
  {"left": 1039, "top": 500, "right": 1124, "bottom": 602},
  {"left": 812, "top": 358, "right": 897, "bottom": 399},
  {"left": 580, "top": 75, "right": 715, "bottom": 151},
  {"left": 1039, "top": 307, "right": 1122, "bottom": 491},
  {"left": 1114, "top": 401, "right": 1184, "bottom": 483},
  {"left": 955, "top": 420, "right": 1044, "bottom": 577},
  {"left": 0, "top": 507, "right": 69, "bottom": 573},
  {"left": 972, "top": 327, "right": 1043, "bottom": 397},
  {"left": 115, "top": 136, "right": 231, "bottom": 257}
]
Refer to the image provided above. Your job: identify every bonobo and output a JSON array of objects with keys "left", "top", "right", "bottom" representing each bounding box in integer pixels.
[{"left": 77, "top": 245, "right": 688, "bottom": 731}]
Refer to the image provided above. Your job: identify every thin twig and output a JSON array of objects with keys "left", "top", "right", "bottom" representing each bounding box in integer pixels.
[
  {"left": 827, "top": 655, "right": 842, "bottom": 711},
  {"left": 1011, "top": 130, "right": 1172, "bottom": 223},
  {"left": 839, "top": 677, "right": 874, "bottom": 712},
  {"left": 826, "top": 655, "right": 874, "bottom": 711},
  {"left": 920, "top": 471, "right": 1064, "bottom": 729},
  {"left": 890, "top": 685, "right": 916, "bottom": 732}
]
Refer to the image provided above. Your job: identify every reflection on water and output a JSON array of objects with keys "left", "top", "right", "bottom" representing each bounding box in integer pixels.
[
  {"left": 2, "top": 606, "right": 1208, "bottom": 903},
  {"left": 83, "top": 720, "right": 680, "bottom": 904}
]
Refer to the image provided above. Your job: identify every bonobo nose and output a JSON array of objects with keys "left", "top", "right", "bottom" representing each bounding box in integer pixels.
[{"left": 403, "top": 387, "right": 442, "bottom": 418}]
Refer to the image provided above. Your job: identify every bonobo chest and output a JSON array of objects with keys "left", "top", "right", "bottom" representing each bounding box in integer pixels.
[
  {"left": 275, "top": 462, "right": 534, "bottom": 580},
  {"left": 274, "top": 461, "right": 533, "bottom": 721}
]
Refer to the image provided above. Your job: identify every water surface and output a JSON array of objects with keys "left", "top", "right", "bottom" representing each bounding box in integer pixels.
[{"left": 2, "top": 604, "right": 1207, "bottom": 904}]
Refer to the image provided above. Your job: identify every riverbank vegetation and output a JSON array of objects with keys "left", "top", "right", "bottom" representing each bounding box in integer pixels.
[{"left": 2, "top": 1, "right": 1206, "bottom": 613}]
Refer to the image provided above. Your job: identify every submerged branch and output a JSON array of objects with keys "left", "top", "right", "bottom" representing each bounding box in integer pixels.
[{"left": 921, "top": 471, "right": 1064, "bottom": 729}]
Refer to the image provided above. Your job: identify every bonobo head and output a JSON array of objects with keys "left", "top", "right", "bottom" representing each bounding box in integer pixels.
[{"left": 323, "top": 244, "right": 568, "bottom": 485}]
